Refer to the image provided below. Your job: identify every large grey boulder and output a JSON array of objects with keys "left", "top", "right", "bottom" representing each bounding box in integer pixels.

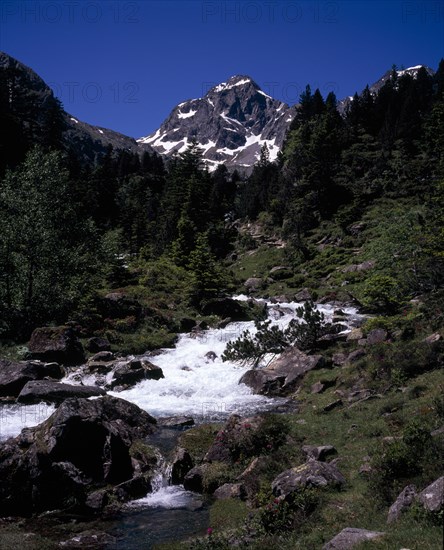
[
  {"left": 323, "top": 528, "right": 385, "bottom": 549},
  {"left": 239, "top": 347, "right": 326, "bottom": 396},
  {"left": 28, "top": 326, "right": 85, "bottom": 365},
  {"left": 417, "top": 476, "right": 444, "bottom": 513},
  {"left": 0, "top": 396, "right": 157, "bottom": 516},
  {"left": 0, "top": 359, "right": 63, "bottom": 398},
  {"left": 387, "top": 484, "right": 417, "bottom": 523},
  {"left": 272, "top": 460, "right": 345, "bottom": 499},
  {"left": 110, "top": 358, "right": 164, "bottom": 389},
  {"left": 17, "top": 380, "right": 105, "bottom": 404}
]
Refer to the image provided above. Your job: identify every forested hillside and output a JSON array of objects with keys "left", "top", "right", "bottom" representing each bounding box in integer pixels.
[{"left": 1, "top": 61, "right": 443, "bottom": 348}]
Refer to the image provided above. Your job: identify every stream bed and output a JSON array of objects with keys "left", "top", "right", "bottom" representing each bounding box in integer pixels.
[{"left": 0, "top": 297, "right": 363, "bottom": 547}]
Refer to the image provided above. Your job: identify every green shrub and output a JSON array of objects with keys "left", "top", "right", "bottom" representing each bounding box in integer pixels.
[
  {"left": 368, "top": 419, "right": 435, "bottom": 504},
  {"left": 361, "top": 274, "right": 404, "bottom": 313}
]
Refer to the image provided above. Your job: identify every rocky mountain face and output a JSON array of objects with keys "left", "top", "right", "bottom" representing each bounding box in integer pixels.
[
  {"left": 0, "top": 51, "right": 150, "bottom": 164},
  {"left": 138, "top": 75, "right": 296, "bottom": 172},
  {"left": 1, "top": 52, "right": 436, "bottom": 172}
]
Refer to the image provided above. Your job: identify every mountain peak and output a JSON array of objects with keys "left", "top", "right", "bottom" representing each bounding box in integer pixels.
[
  {"left": 139, "top": 74, "right": 294, "bottom": 172},
  {"left": 208, "top": 75, "right": 259, "bottom": 94}
]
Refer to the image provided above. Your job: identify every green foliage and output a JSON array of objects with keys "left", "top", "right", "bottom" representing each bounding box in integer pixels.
[
  {"left": 361, "top": 275, "right": 403, "bottom": 313},
  {"left": 188, "top": 232, "right": 231, "bottom": 308},
  {"left": 0, "top": 148, "right": 102, "bottom": 336},
  {"left": 257, "top": 489, "right": 319, "bottom": 534},
  {"left": 222, "top": 301, "right": 334, "bottom": 366},
  {"left": 368, "top": 418, "right": 438, "bottom": 504}
]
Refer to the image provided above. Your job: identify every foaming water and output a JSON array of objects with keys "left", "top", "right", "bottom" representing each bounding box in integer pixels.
[
  {"left": 110, "top": 298, "right": 360, "bottom": 421},
  {"left": 0, "top": 402, "right": 55, "bottom": 441}
]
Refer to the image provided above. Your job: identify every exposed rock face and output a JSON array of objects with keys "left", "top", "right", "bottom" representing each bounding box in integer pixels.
[
  {"left": 272, "top": 461, "right": 345, "bottom": 499},
  {"left": 17, "top": 380, "right": 106, "bottom": 404},
  {"left": 28, "top": 326, "right": 85, "bottom": 365},
  {"left": 0, "top": 359, "right": 63, "bottom": 398},
  {"left": 138, "top": 75, "right": 296, "bottom": 172},
  {"left": 322, "top": 528, "right": 385, "bottom": 549},
  {"left": 0, "top": 396, "right": 157, "bottom": 516},
  {"left": 239, "top": 347, "right": 326, "bottom": 396}
]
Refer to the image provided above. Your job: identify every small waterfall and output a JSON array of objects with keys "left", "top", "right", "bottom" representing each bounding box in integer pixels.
[{"left": 128, "top": 450, "right": 196, "bottom": 510}]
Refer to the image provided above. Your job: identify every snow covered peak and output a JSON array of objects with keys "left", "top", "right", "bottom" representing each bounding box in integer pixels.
[
  {"left": 208, "top": 75, "right": 258, "bottom": 94},
  {"left": 138, "top": 74, "right": 294, "bottom": 173}
]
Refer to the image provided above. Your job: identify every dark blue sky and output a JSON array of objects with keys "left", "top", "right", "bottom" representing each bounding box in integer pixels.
[{"left": 1, "top": 0, "right": 442, "bottom": 138}]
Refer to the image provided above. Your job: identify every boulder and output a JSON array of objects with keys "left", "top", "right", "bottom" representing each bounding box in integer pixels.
[
  {"left": 342, "top": 260, "right": 375, "bottom": 273},
  {"left": 323, "top": 528, "right": 385, "bottom": 549},
  {"left": 332, "top": 353, "right": 348, "bottom": 366},
  {"left": 417, "top": 476, "right": 444, "bottom": 513},
  {"left": 28, "top": 326, "right": 85, "bottom": 365},
  {"left": 302, "top": 445, "right": 337, "bottom": 462},
  {"left": 89, "top": 351, "right": 114, "bottom": 363},
  {"left": 346, "top": 328, "right": 363, "bottom": 342},
  {"left": 213, "top": 483, "right": 246, "bottom": 500},
  {"left": 244, "top": 277, "right": 263, "bottom": 292},
  {"left": 269, "top": 266, "right": 293, "bottom": 280},
  {"left": 183, "top": 464, "right": 211, "bottom": 492},
  {"left": 204, "top": 413, "right": 289, "bottom": 465},
  {"left": 239, "top": 347, "right": 326, "bottom": 397},
  {"left": 387, "top": 484, "right": 417, "bottom": 523},
  {"left": 272, "top": 461, "right": 345, "bottom": 499},
  {"left": 171, "top": 447, "right": 194, "bottom": 484},
  {"left": 17, "top": 380, "right": 106, "bottom": 404},
  {"left": 347, "top": 349, "right": 366, "bottom": 363},
  {"left": 0, "top": 396, "right": 157, "bottom": 515},
  {"left": 294, "top": 288, "right": 312, "bottom": 301},
  {"left": 110, "top": 359, "right": 164, "bottom": 389},
  {"left": 424, "top": 332, "right": 441, "bottom": 344},
  {"left": 0, "top": 359, "right": 64, "bottom": 398},
  {"left": 85, "top": 337, "right": 111, "bottom": 353},
  {"left": 366, "top": 328, "right": 388, "bottom": 345}
]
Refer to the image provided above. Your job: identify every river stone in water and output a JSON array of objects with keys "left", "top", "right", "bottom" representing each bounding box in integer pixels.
[
  {"left": 0, "top": 359, "right": 64, "bottom": 398},
  {"left": 17, "top": 379, "right": 106, "bottom": 404},
  {"left": 0, "top": 396, "right": 157, "bottom": 515}
]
